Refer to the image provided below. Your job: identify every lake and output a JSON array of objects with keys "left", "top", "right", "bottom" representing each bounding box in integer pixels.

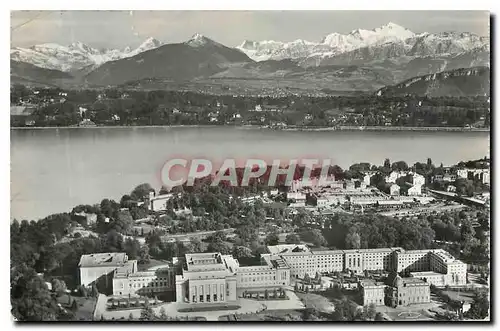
[{"left": 10, "top": 127, "right": 490, "bottom": 221}]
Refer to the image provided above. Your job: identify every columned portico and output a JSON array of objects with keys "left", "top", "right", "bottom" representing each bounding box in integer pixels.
[{"left": 174, "top": 253, "right": 238, "bottom": 304}]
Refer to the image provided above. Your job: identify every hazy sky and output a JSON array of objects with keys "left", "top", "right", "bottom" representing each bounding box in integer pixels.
[{"left": 11, "top": 10, "right": 490, "bottom": 49}]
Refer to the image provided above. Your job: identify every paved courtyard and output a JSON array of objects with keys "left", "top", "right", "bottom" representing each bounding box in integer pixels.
[
  {"left": 96, "top": 289, "right": 305, "bottom": 321},
  {"left": 375, "top": 302, "right": 439, "bottom": 321}
]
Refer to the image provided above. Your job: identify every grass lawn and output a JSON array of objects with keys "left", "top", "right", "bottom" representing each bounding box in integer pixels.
[
  {"left": 441, "top": 290, "right": 475, "bottom": 302},
  {"left": 296, "top": 292, "right": 335, "bottom": 313},
  {"left": 73, "top": 297, "right": 97, "bottom": 321}
]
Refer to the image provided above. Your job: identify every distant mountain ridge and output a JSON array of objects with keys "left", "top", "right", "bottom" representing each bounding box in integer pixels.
[
  {"left": 236, "top": 22, "right": 416, "bottom": 62},
  {"left": 10, "top": 60, "right": 74, "bottom": 87},
  {"left": 10, "top": 26, "right": 491, "bottom": 96},
  {"left": 83, "top": 34, "right": 253, "bottom": 86},
  {"left": 10, "top": 37, "right": 163, "bottom": 72},
  {"left": 376, "top": 66, "right": 490, "bottom": 97},
  {"left": 236, "top": 23, "right": 489, "bottom": 67}
]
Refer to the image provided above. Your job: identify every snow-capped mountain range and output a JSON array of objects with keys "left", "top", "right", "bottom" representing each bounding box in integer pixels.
[
  {"left": 235, "top": 23, "right": 489, "bottom": 65},
  {"left": 10, "top": 37, "right": 163, "bottom": 72},
  {"left": 10, "top": 23, "right": 490, "bottom": 92}
]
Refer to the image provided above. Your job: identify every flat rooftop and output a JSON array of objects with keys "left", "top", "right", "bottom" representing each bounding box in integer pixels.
[
  {"left": 267, "top": 244, "right": 310, "bottom": 255},
  {"left": 185, "top": 253, "right": 226, "bottom": 271},
  {"left": 410, "top": 271, "right": 446, "bottom": 277},
  {"left": 79, "top": 253, "right": 128, "bottom": 268},
  {"left": 402, "top": 277, "right": 428, "bottom": 285},
  {"left": 360, "top": 279, "right": 385, "bottom": 287}
]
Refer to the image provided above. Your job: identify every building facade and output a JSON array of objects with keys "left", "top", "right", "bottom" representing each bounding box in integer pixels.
[
  {"left": 268, "top": 245, "right": 465, "bottom": 287},
  {"left": 396, "top": 249, "right": 467, "bottom": 286},
  {"left": 385, "top": 275, "right": 430, "bottom": 307},
  {"left": 360, "top": 279, "right": 386, "bottom": 306},
  {"left": 237, "top": 254, "right": 290, "bottom": 288},
  {"left": 175, "top": 253, "right": 239, "bottom": 304},
  {"left": 78, "top": 253, "right": 137, "bottom": 287},
  {"left": 112, "top": 267, "right": 175, "bottom": 296},
  {"left": 80, "top": 245, "right": 464, "bottom": 305}
]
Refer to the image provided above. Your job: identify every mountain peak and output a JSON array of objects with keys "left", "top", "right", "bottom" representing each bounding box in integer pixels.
[
  {"left": 385, "top": 22, "right": 403, "bottom": 29},
  {"left": 138, "top": 37, "right": 161, "bottom": 49},
  {"left": 373, "top": 22, "right": 414, "bottom": 36},
  {"left": 186, "top": 33, "right": 218, "bottom": 47}
]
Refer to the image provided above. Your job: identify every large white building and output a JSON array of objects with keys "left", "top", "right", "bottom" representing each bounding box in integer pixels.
[
  {"left": 174, "top": 252, "right": 290, "bottom": 304},
  {"left": 78, "top": 253, "right": 137, "bottom": 288},
  {"left": 270, "top": 245, "right": 397, "bottom": 278},
  {"left": 79, "top": 245, "right": 465, "bottom": 304},
  {"left": 399, "top": 249, "right": 468, "bottom": 286},
  {"left": 266, "top": 245, "right": 466, "bottom": 287},
  {"left": 174, "top": 253, "right": 239, "bottom": 304}
]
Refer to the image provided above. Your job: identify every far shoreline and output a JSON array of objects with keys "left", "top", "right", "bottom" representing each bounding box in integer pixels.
[{"left": 10, "top": 125, "right": 490, "bottom": 133}]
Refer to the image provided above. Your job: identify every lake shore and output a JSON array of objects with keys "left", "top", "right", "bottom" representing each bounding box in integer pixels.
[{"left": 10, "top": 124, "right": 490, "bottom": 132}]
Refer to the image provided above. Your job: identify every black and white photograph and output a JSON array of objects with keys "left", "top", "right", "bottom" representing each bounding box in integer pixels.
[{"left": 9, "top": 7, "right": 491, "bottom": 323}]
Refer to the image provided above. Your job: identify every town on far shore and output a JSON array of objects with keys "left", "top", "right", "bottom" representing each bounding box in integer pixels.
[
  {"left": 10, "top": 85, "right": 490, "bottom": 130},
  {"left": 11, "top": 156, "right": 490, "bottom": 321}
]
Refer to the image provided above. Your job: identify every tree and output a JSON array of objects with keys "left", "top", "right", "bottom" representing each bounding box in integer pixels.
[
  {"left": 139, "top": 303, "right": 156, "bottom": 321},
  {"left": 285, "top": 233, "right": 300, "bottom": 244},
  {"left": 11, "top": 266, "right": 58, "bottom": 321},
  {"left": 113, "top": 210, "right": 134, "bottom": 234},
  {"left": 466, "top": 291, "right": 489, "bottom": 320},
  {"left": 124, "top": 238, "right": 141, "bottom": 259},
  {"left": 383, "top": 158, "right": 391, "bottom": 169},
  {"left": 300, "top": 229, "right": 327, "bottom": 247},
  {"left": 345, "top": 230, "right": 361, "bottom": 249},
  {"left": 391, "top": 161, "right": 408, "bottom": 172},
  {"left": 50, "top": 279, "right": 67, "bottom": 296},
  {"left": 265, "top": 232, "right": 280, "bottom": 246},
  {"left": 374, "top": 312, "right": 385, "bottom": 321},
  {"left": 363, "top": 303, "right": 377, "bottom": 320},
  {"left": 210, "top": 230, "right": 227, "bottom": 243},
  {"left": 303, "top": 273, "right": 311, "bottom": 284},
  {"left": 207, "top": 240, "right": 232, "bottom": 254},
  {"left": 331, "top": 298, "right": 359, "bottom": 321},
  {"left": 131, "top": 183, "right": 154, "bottom": 201},
  {"left": 233, "top": 246, "right": 253, "bottom": 259},
  {"left": 139, "top": 245, "right": 151, "bottom": 264},
  {"left": 159, "top": 307, "right": 168, "bottom": 320}
]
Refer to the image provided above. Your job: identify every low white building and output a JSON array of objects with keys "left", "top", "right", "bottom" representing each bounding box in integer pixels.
[
  {"left": 390, "top": 184, "right": 400, "bottom": 196},
  {"left": 408, "top": 185, "right": 422, "bottom": 196},
  {"left": 363, "top": 174, "right": 371, "bottom": 186},
  {"left": 412, "top": 174, "right": 426, "bottom": 186},
  {"left": 385, "top": 171, "right": 407, "bottom": 184},
  {"left": 149, "top": 193, "right": 173, "bottom": 212},
  {"left": 287, "top": 192, "right": 307, "bottom": 202}
]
